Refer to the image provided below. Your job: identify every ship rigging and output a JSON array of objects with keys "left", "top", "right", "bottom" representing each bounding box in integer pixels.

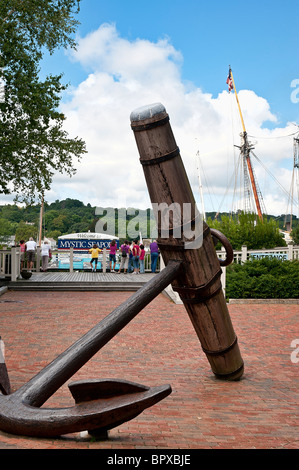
[
  {"left": 226, "top": 66, "right": 265, "bottom": 221},
  {"left": 196, "top": 67, "right": 298, "bottom": 226}
]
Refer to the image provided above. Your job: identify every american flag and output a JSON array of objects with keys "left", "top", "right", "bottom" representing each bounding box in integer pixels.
[{"left": 226, "top": 69, "right": 233, "bottom": 93}]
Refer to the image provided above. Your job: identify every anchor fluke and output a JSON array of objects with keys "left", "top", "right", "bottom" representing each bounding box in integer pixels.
[
  {"left": 0, "top": 337, "right": 11, "bottom": 395},
  {"left": 0, "top": 379, "right": 171, "bottom": 438}
]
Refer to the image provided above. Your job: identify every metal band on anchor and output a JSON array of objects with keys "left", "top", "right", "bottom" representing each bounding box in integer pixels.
[
  {"left": 140, "top": 147, "right": 180, "bottom": 166},
  {"left": 201, "top": 336, "right": 238, "bottom": 357},
  {"left": 131, "top": 115, "right": 170, "bottom": 132},
  {"left": 213, "top": 363, "right": 244, "bottom": 380},
  {"left": 173, "top": 269, "right": 222, "bottom": 304},
  {"left": 179, "top": 285, "right": 222, "bottom": 304}
]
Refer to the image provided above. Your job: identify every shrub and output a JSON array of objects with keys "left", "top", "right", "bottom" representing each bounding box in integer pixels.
[{"left": 226, "top": 259, "right": 299, "bottom": 299}]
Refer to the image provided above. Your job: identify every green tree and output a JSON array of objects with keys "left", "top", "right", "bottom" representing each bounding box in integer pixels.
[
  {"left": 46, "top": 229, "right": 61, "bottom": 240},
  {"left": 207, "top": 211, "right": 286, "bottom": 250},
  {"left": 0, "top": 0, "right": 86, "bottom": 202},
  {"left": 0, "top": 217, "right": 18, "bottom": 243},
  {"left": 0, "top": 204, "right": 22, "bottom": 222},
  {"left": 15, "top": 220, "right": 37, "bottom": 242},
  {"left": 291, "top": 225, "right": 299, "bottom": 245}
]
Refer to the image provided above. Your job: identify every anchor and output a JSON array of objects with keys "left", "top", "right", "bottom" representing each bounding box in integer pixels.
[
  {"left": 0, "top": 261, "right": 181, "bottom": 437},
  {"left": 0, "top": 336, "right": 11, "bottom": 395},
  {"left": 0, "top": 102, "right": 244, "bottom": 439}
]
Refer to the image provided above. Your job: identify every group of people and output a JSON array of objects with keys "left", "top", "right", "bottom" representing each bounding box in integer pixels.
[
  {"left": 89, "top": 239, "right": 160, "bottom": 274},
  {"left": 117, "top": 240, "right": 145, "bottom": 274},
  {"left": 17, "top": 237, "right": 159, "bottom": 274},
  {"left": 19, "top": 238, "right": 52, "bottom": 272}
]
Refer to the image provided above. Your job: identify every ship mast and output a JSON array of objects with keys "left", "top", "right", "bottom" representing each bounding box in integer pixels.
[
  {"left": 38, "top": 195, "right": 44, "bottom": 247},
  {"left": 228, "top": 67, "right": 264, "bottom": 221},
  {"left": 196, "top": 150, "right": 206, "bottom": 221}
]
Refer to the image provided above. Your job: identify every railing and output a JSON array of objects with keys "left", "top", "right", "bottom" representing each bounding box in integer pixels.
[
  {"left": 0, "top": 246, "right": 43, "bottom": 281},
  {"left": 1, "top": 245, "right": 297, "bottom": 283},
  {"left": 53, "top": 248, "right": 160, "bottom": 273},
  {"left": 217, "top": 245, "right": 299, "bottom": 264},
  {"left": 0, "top": 247, "right": 21, "bottom": 282}
]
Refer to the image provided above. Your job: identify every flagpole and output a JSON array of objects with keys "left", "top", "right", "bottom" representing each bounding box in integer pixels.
[
  {"left": 38, "top": 195, "right": 44, "bottom": 247},
  {"left": 229, "top": 67, "right": 246, "bottom": 134}
]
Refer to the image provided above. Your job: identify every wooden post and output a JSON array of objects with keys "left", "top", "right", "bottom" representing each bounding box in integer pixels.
[
  {"left": 69, "top": 247, "right": 74, "bottom": 273},
  {"left": 102, "top": 248, "right": 107, "bottom": 273},
  {"left": 131, "top": 103, "right": 244, "bottom": 380},
  {"left": 241, "top": 245, "right": 247, "bottom": 264},
  {"left": 11, "top": 247, "right": 18, "bottom": 282},
  {"left": 36, "top": 247, "right": 40, "bottom": 272},
  {"left": 288, "top": 244, "right": 293, "bottom": 261}
]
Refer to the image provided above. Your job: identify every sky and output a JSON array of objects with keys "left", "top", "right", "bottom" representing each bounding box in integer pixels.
[{"left": 3, "top": 0, "right": 299, "bottom": 217}]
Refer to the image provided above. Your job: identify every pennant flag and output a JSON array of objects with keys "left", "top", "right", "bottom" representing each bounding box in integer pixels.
[{"left": 226, "top": 69, "right": 233, "bottom": 93}]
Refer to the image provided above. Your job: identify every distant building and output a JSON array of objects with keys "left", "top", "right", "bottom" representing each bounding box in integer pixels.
[
  {"left": 279, "top": 230, "right": 293, "bottom": 244},
  {"left": 0, "top": 235, "right": 15, "bottom": 247},
  {"left": 57, "top": 231, "right": 119, "bottom": 252}
]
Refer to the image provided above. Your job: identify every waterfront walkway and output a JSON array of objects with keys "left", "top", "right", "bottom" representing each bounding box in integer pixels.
[
  {"left": 0, "top": 285, "right": 298, "bottom": 450},
  {"left": 4, "top": 271, "right": 156, "bottom": 292}
]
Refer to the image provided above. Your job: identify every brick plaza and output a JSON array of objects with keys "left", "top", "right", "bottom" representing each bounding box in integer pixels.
[{"left": 0, "top": 289, "right": 298, "bottom": 449}]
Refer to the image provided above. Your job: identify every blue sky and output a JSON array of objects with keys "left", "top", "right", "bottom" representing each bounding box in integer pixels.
[
  {"left": 50, "top": 0, "right": 299, "bottom": 127},
  {"left": 5, "top": 0, "right": 299, "bottom": 216}
]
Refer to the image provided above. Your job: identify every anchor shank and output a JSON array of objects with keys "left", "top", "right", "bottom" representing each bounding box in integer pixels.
[
  {"left": 15, "top": 260, "right": 182, "bottom": 407},
  {"left": 130, "top": 103, "right": 244, "bottom": 380}
]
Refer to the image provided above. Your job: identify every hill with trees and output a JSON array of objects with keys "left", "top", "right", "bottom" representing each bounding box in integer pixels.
[{"left": 0, "top": 198, "right": 298, "bottom": 248}]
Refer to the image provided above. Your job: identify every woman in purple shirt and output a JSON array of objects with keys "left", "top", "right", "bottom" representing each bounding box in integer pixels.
[
  {"left": 109, "top": 240, "right": 117, "bottom": 272},
  {"left": 117, "top": 241, "right": 130, "bottom": 273},
  {"left": 150, "top": 240, "right": 159, "bottom": 273}
]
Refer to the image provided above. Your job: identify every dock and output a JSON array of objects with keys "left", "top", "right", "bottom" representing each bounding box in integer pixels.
[{"left": 6, "top": 271, "right": 157, "bottom": 292}]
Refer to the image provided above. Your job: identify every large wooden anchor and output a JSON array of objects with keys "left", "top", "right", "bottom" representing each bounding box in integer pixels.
[
  {"left": 0, "top": 261, "right": 180, "bottom": 437},
  {"left": 0, "top": 102, "right": 244, "bottom": 439}
]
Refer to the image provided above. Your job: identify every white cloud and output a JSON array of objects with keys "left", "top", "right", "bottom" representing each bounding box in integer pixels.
[{"left": 44, "top": 23, "right": 297, "bottom": 217}]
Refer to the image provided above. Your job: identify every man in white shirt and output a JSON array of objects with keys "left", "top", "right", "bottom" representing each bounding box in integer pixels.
[
  {"left": 25, "top": 237, "right": 37, "bottom": 270},
  {"left": 41, "top": 241, "right": 51, "bottom": 272}
]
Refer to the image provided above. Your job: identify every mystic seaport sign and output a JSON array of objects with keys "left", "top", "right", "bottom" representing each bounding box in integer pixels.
[{"left": 58, "top": 232, "right": 119, "bottom": 252}]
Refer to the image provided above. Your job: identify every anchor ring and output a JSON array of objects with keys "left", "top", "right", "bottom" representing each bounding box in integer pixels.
[{"left": 210, "top": 229, "right": 234, "bottom": 267}]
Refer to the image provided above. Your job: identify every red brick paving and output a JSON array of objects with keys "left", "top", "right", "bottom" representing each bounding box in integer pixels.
[{"left": 0, "top": 290, "right": 298, "bottom": 449}]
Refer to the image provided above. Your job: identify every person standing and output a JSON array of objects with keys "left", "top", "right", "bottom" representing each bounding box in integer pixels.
[
  {"left": 132, "top": 240, "right": 140, "bottom": 274},
  {"left": 118, "top": 241, "right": 129, "bottom": 273},
  {"left": 19, "top": 240, "right": 26, "bottom": 271},
  {"left": 109, "top": 240, "right": 117, "bottom": 272},
  {"left": 25, "top": 237, "right": 36, "bottom": 271},
  {"left": 150, "top": 240, "right": 159, "bottom": 273},
  {"left": 88, "top": 244, "right": 101, "bottom": 272},
  {"left": 139, "top": 244, "right": 145, "bottom": 274},
  {"left": 41, "top": 241, "right": 51, "bottom": 272}
]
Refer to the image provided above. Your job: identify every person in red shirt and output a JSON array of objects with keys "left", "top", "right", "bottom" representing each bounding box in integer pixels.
[
  {"left": 132, "top": 240, "right": 140, "bottom": 274},
  {"left": 139, "top": 244, "right": 145, "bottom": 273},
  {"left": 19, "top": 239, "right": 26, "bottom": 271}
]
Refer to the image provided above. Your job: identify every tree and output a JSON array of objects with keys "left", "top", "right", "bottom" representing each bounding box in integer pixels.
[
  {"left": 207, "top": 212, "right": 286, "bottom": 250},
  {"left": 291, "top": 225, "right": 299, "bottom": 245},
  {"left": 0, "top": 0, "right": 86, "bottom": 203},
  {"left": 0, "top": 217, "right": 18, "bottom": 243},
  {"left": 15, "top": 220, "right": 37, "bottom": 242}
]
